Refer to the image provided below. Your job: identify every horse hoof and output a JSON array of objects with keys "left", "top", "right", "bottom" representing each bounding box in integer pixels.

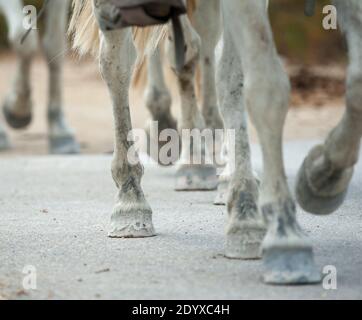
[
  {"left": 3, "top": 103, "right": 32, "bottom": 129},
  {"left": 49, "top": 136, "right": 80, "bottom": 155},
  {"left": 214, "top": 180, "right": 228, "bottom": 205},
  {"left": 108, "top": 205, "right": 156, "bottom": 238},
  {"left": 225, "top": 225, "right": 265, "bottom": 260},
  {"left": 175, "top": 164, "right": 218, "bottom": 191},
  {"left": 296, "top": 145, "right": 352, "bottom": 215},
  {"left": 263, "top": 246, "right": 321, "bottom": 285},
  {"left": 0, "top": 132, "right": 11, "bottom": 151}
]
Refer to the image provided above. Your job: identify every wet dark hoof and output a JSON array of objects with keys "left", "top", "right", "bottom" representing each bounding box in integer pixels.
[
  {"left": 263, "top": 246, "right": 321, "bottom": 285},
  {"left": 3, "top": 103, "right": 32, "bottom": 129},
  {"left": 175, "top": 164, "right": 218, "bottom": 191},
  {"left": 296, "top": 145, "right": 352, "bottom": 215},
  {"left": 49, "top": 135, "right": 80, "bottom": 155}
]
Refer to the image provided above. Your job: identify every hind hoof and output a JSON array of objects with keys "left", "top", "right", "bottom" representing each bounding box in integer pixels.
[
  {"left": 296, "top": 145, "right": 352, "bottom": 215},
  {"left": 3, "top": 103, "right": 32, "bottom": 129},
  {"left": 108, "top": 205, "right": 156, "bottom": 238},
  {"left": 263, "top": 246, "right": 321, "bottom": 285},
  {"left": 175, "top": 164, "right": 218, "bottom": 191},
  {"left": 49, "top": 135, "right": 80, "bottom": 155}
]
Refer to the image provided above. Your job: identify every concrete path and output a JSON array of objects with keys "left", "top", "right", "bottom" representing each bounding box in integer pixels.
[{"left": 0, "top": 141, "right": 361, "bottom": 300}]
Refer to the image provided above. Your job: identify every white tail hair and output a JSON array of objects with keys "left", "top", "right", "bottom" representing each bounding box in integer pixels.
[{"left": 68, "top": 0, "right": 169, "bottom": 58}]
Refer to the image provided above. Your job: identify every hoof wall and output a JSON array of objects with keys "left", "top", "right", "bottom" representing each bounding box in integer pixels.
[
  {"left": 175, "top": 164, "right": 218, "bottom": 191},
  {"left": 3, "top": 104, "right": 32, "bottom": 130},
  {"left": 49, "top": 136, "right": 80, "bottom": 155},
  {"left": 296, "top": 149, "right": 351, "bottom": 215},
  {"left": 225, "top": 225, "right": 265, "bottom": 260},
  {"left": 108, "top": 209, "right": 156, "bottom": 238},
  {"left": 263, "top": 247, "right": 321, "bottom": 285}
]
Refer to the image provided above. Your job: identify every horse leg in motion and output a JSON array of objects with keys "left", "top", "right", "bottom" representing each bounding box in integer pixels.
[
  {"left": 0, "top": 0, "right": 37, "bottom": 130},
  {"left": 215, "top": 12, "right": 265, "bottom": 259},
  {"left": 92, "top": 6, "right": 155, "bottom": 237},
  {"left": 223, "top": 0, "right": 320, "bottom": 284},
  {"left": 144, "top": 47, "right": 177, "bottom": 138},
  {"left": 166, "top": 16, "right": 218, "bottom": 191},
  {"left": 192, "top": 0, "right": 223, "bottom": 132},
  {"left": 42, "top": 0, "right": 79, "bottom": 154},
  {"left": 143, "top": 47, "right": 178, "bottom": 164},
  {"left": 296, "top": 0, "right": 362, "bottom": 215}
]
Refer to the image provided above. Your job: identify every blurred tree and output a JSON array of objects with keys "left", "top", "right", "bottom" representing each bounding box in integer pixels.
[{"left": 270, "top": 0, "right": 346, "bottom": 64}]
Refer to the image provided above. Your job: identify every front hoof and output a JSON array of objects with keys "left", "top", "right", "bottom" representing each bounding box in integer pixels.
[
  {"left": 108, "top": 205, "right": 156, "bottom": 238},
  {"left": 49, "top": 135, "right": 80, "bottom": 155},
  {"left": 214, "top": 179, "right": 228, "bottom": 206},
  {"left": 0, "top": 132, "right": 11, "bottom": 151},
  {"left": 3, "top": 103, "right": 32, "bottom": 129},
  {"left": 263, "top": 246, "right": 321, "bottom": 285},
  {"left": 225, "top": 225, "right": 266, "bottom": 260},
  {"left": 175, "top": 164, "right": 218, "bottom": 191},
  {"left": 296, "top": 145, "right": 352, "bottom": 215}
]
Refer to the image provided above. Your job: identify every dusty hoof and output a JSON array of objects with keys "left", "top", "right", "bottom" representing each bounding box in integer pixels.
[
  {"left": 3, "top": 103, "right": 32, "bottom": 129},
  {"left": 0, "top": 132, "right": 10, "bottom": 151},
  {"left": 214, "top": 180, "right": 228, "bottom": 206},
  {"left": 49, "top": 135, "right": 80, "bottom": 155},
  {"left": 175, "top": 164, "right": 218, "bottom": 191},
  {"left": 108, "top": 205, "right": 156, "bottom": 238},
  {"left": 225, "top": 225, "right": 266, "bottom": 260},
  {"left": 263, "top": 246, "right": 321, "bottom": 285},
  {"left": 296, "top": 145, "right": 352, "bottom": 215}
]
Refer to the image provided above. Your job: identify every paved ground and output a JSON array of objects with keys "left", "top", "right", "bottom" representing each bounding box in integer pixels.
[{"left": 0, "top": 141, "right": 361, "bottom": 300}]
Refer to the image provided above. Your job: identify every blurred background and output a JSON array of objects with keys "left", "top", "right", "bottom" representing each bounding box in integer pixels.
[{"left": 0, "top": 0, "right": 347, "bottom": 156}]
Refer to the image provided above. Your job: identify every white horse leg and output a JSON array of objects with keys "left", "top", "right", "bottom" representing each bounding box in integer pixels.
[
  {"left": 144, "top": 47, "right": 178, "bottom": 164},
  {"left": 145, "top": 47, "right": 177, "bottom": 131},
  {"left": 93, "top": 2, "right": 155, "bottom": 238},
  {"left": 217, "top": 20, "right": 265, "bottom": 258},
  {"left": 166, "top": 16, "right": 218, "bottom": 191},
  {"left": 223, "top": 0, "right": 320, "bottom": 284},
  {"left": 296, "top": 0, "right": 362, "bottom": 215},
  {"left": 192, "top": 0, "right": 223, "bottom": 131},
  {"left": 42, "top": 0, "right": 79, "bottom": 154},
  {"left": 0, "top": 0, "right": 38, "bottom": 129}
]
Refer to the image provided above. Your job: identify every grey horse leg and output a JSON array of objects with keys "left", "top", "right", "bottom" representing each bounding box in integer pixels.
[{"left": 296, "top": 0, "right": 362, "bottom": 215}]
